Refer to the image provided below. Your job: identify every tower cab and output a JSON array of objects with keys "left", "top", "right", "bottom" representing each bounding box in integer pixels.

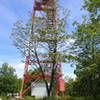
[
  {"left": 42, "top": 0, "right": 49, "bottom": 5},
  {"left": 34, "top": 0, "right": 49, "bottom": 10}
]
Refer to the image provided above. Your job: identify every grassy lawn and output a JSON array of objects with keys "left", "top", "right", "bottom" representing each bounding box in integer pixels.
[{"left": 0, "top": 96, "right": 100, "bottom": 100}]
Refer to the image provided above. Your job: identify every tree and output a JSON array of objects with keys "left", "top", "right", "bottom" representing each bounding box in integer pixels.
[
  {"left": 0, "top": 63, "right": 21, "bottom": 95},
  {"left": 70, "top": 0, "right": 100, "bottom": 97},
  {"left": 64, "top": 76, "right": 76, "bottom": 96},
  {"left": 0, "top": 63, "right": 15, "bottom": 75},
  {"left": 11, "top": 5, "right": 70, "bottom": 96}
]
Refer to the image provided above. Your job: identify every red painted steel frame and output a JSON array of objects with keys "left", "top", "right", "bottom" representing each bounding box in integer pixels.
[{"left": 20, "top": 0, "right": 65, "bottom": 98}]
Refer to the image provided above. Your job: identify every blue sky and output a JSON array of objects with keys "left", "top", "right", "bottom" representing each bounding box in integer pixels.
[{"left": 0, "top": 0, "right": 87, "bottom": 78}]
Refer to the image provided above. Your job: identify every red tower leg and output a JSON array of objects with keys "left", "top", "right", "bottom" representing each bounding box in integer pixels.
[{"left": 20, "top": 56, "right": 30, "bottom": 98}]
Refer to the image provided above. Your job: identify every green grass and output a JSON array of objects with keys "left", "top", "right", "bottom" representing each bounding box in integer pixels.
[{"left": 0, "top": 96, "right": 100, "bottom": 100}]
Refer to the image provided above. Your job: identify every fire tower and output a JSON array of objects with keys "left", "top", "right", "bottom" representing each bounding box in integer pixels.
[{"left": 20, "top": 0, "right": 65, "bottom": 98}]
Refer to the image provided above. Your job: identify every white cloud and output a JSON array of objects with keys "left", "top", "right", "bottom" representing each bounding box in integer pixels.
[
  {"left": 0, "top": 55, "right": 24, "bottom": 78},
  {"left": 11, "top": 62, "right": 24, "bottom": 78},
  {"left": 65, "top": 39, "right": 75, "bottom": 45},
  {"left": 0, "top": 55, "right": 76, "bottom": 79},
  {"left": 63, "top": 73, "right": 76, "bottom": 80},
  {"left": 0, "top": 61, "right": 24, "bottom": 78},
  {"left": 0, "top": 61, "right": 4, "bottom": 66}
]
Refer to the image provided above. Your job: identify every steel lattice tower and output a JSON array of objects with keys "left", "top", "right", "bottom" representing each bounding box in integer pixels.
[{"left": 20, "top": 0, "right": 65, "bottom": 98}]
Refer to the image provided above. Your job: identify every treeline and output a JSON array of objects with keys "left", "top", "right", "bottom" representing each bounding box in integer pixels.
[{"left": 0, "top": 63, "right": 21, "bottom": 96}]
